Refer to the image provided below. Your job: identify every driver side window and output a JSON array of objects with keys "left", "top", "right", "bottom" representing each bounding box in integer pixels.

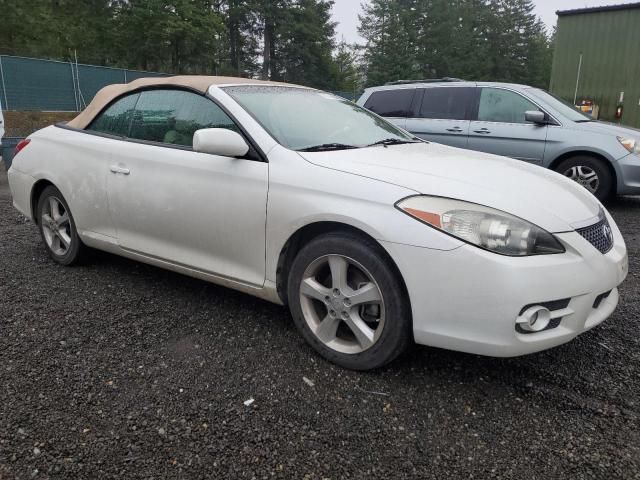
[
  {"left": 128, "top": 89, "right": 239, "bottom": 148},
  {"left": 477, "top": 88, "right": 539, "bottom": 124}
]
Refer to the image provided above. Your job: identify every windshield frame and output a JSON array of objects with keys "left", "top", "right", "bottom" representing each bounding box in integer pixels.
[{"left": 221, "top": 85, "right": 418, "bottom": 152}]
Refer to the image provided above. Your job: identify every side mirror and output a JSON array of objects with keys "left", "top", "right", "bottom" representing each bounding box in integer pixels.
[
  {"left": 193, "top": 128, "right": 249, "bottom": 157},
  {"left": 525, "top": 110, "right": 547, "bottom": 125}
]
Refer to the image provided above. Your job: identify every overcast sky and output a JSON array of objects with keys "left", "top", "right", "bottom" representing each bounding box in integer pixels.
[{"left": 332, "top": 0, "right": 639, "bottom": 43}]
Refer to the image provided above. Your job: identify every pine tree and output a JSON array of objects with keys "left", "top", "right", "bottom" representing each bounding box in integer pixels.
[
  {"left": 275, "top": 0, "right": 337, "bottom": 87},
  {"left": 359, "top": 0, "right": 553, "bottom": 88},
  {"left": 332, "top": 40, "right": 363, "bottom": 95}
]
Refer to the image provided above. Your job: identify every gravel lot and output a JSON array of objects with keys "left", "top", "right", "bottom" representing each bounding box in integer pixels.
[{"left": 0, "top": 166, "right": 639, "bottom": 479}]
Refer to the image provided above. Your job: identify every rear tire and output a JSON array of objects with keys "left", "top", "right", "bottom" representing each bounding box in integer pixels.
[
  {"left": 287, "top": 232, "right": 412, "bottom": 370},
  {"left": 555, "top": 156, "right": 613, "bottom": 201},
  {"left": 36, "top": 186, "right": 87, "bottom": 265}
]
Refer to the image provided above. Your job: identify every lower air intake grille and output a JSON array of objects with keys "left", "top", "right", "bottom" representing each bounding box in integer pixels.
[{"left": 576, "top": 217, "right": 614, "bottom": 254}]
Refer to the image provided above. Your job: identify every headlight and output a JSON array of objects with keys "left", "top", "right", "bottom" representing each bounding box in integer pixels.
[
  {"left": 617, "top": 136, "right": 640, "bottom": 154},
  {"left": 396, "top": 196, "right": 565, "bottom": 256}
]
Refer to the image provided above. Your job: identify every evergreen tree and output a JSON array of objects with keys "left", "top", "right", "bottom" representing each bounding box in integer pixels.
[
  {"left": 359, "top": 0, "right": 553, "bottom": 88},
  {"left": 275, "top": 0, "right": 337, "bottom": 88},
  {"left": 332, "top": 40, "right": 363, "bottom": 94}
]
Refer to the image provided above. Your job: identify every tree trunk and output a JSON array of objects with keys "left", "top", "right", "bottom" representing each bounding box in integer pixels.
[{"left": 262, "top": 18, "right": 272, "bottom": 80}]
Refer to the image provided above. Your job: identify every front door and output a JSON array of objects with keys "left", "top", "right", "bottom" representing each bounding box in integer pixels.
[
  {"left": 467, "top": 87, "right": 548, "bottom": 163},
  {"left": 103, "top": 89, "right": 268, "bottom": 286}
]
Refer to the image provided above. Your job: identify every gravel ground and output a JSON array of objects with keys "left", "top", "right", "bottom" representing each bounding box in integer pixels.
[{"left": 0, "top": 167, "right": 639, "bottom": 479}]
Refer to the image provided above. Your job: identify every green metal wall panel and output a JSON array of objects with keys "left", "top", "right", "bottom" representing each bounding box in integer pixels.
[{"left": 550, "top": 8, "right": 640, "bottom": 128}]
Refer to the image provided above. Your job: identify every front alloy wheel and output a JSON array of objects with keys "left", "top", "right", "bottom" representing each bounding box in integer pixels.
[
  {"left": 299, "top": 254, "right": 385, "bottom": 354},
  {"left": 563, "top": 165, "right": 599, "bottom": 194},
  {"left": 288, "top": 232, "right": 411, "bottom": 370},
  {"left": 556, "top": 156, "right": 612, "bottom": 200}
]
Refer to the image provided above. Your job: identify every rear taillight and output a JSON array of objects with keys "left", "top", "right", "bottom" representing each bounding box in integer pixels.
[{"left": 14, "top": 138, "right": 31, "bottom": 156}]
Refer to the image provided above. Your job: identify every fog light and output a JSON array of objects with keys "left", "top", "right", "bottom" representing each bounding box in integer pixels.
[{"left": 516, "top": 306, "right": 551, "bottom": 332}]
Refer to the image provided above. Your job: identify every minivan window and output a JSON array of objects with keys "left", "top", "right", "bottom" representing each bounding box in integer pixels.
[
  {"left": 477, "top": 88, "right": 539, "bottom": 124},
  {"left": 418, "top": 87, "right": 472, "bottom": 120},
  {"left": 128, "top": 89, "right": 238, "bottom": 147},
  {"left": 88, "top": 93, "right": 140, "bottom": 136},
  {"left": 364, "top": 89, "right": 415, "bottom": 117},
  {"left": 526, "top": 88, "right": 592, "bottom": 122}
]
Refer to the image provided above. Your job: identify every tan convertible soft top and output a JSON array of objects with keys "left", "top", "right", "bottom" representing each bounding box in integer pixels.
[{"left": 67, "top": 75, "right": 296, "bottom": 130}]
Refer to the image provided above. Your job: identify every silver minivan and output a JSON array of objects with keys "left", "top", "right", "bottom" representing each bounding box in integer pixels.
[{"left": 358, "top": 80, "right": 640, "bottom": 200}]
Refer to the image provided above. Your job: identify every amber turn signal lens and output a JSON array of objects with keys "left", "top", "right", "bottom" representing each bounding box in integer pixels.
[{"left": 402, "top": 207, "right": 441, "bottom": 228}]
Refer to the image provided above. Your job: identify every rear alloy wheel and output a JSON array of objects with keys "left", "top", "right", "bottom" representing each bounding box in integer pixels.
[
  {"left": 287, "top": 232, "right": 411, "bottom": 370},
  {"left": 37, "top": 186, "right": 87, "bottom": 265},
  {"left": 556, "top": 156, "right": 613, "bottom": 201}
]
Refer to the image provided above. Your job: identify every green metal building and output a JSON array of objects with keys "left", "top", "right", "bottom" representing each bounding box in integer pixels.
[{"left": 550, "top": 3, "right": 640, "bottom": 128}]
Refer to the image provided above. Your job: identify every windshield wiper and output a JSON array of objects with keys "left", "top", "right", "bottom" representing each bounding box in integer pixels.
[
  {"left": 368, "top": 138, "right": 420, "bottom": 147},
  {"left": 575, "top": 119, "right": 594, "bottom": 123},
  {"left": 298, "top": 143, "right": 359, "bottom": 152}
]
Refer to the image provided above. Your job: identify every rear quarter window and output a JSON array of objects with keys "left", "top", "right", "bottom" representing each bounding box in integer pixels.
[
  {"left": 418, "top": 87, "right": 473, "bottom": 120},
  {"left": 364, "top": 89, "right": 415, "bottom": 117},
  {"left": 87, "top": 93, "right": 140, "bottom": 136}
]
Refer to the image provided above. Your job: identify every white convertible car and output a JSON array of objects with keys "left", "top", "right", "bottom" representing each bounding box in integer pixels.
[{"left": 7, "top": 76, "right": 628, "bottom": 370}]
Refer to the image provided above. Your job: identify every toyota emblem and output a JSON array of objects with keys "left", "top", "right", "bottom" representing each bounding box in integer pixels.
[{"left": 603, "top": 223, "right": 613, "bottom": 244}]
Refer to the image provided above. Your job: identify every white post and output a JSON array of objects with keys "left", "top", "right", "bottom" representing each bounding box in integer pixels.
[
  {"left": 0, "top": 56, "right": 9, "bottom": 110},
  {"left": 70, "top": 61, "right": 79, "bottom": 111},
  {"left": 573, "top": 53, "right": 583, "bottom": 106}
]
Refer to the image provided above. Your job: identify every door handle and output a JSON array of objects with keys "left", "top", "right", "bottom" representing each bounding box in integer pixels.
[
  {"left": 473, "top": 129, "right": 491, "bottom": 134},
  {"left": 110, "top": 165, "right": 130, "bottom": 175},
  {"left": 446, "top": 127, "right": 463, "bottom": 133}
]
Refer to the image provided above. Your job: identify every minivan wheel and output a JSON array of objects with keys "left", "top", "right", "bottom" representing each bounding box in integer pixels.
[
  {"left": 556, "top": 156, "right": 613, "bottom": 200},
  {"left": 36, "top": 185, "right": 87, "bottom": 265},
  {"left": 287, "top": 232, "right": 412, "bottom": 370}
]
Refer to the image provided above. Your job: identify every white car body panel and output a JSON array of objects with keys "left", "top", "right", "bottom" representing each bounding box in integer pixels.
[
  {"left": 7, "top": 83, "right": 628, "bottom": 358},
  {"left": 299, "top": 142, "right": 602, "bottom": 233},
  {"left": 0, "top": 106, "right": 5, "bottom": 143},
  {"left": 106, "top": 137, "right": 268, "bottom": 287}
]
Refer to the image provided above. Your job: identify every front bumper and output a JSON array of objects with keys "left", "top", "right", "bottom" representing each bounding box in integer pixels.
[
  {"left": 615, "top": 153, "right": 640, "bottom": 195},
  {"left": 381, "top": 215, "right": 628, "bottom": 357}
]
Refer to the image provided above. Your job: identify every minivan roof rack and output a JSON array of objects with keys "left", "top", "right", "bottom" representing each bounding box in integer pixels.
[{"left": 384, "top": 78, "right": 465, "bottom": 86}]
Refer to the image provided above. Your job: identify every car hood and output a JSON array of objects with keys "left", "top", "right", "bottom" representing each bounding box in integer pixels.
[
  {"left": 299, "top": 142, "right": 601, "bottom": 233},
  {"left": 571, "top": 119, "right": 640, "bottom": 137}
]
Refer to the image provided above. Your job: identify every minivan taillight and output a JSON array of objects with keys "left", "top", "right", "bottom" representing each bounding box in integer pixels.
[{"left": 14, "top": 138, "right": 31, "bottom": 156}]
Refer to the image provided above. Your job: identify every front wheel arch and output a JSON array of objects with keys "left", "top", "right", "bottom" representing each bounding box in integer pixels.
[
  {"left": 276, "top": 222, "right": 410, "bottom": 312},
  {"left": 549, "top": 151, "right": 617, "bottom": 196}
]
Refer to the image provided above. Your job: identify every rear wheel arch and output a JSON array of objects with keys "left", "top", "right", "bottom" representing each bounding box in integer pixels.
[
  {"left": 549, "top": 151, "right": 617, "bottom": 195},
  {"left": 276, "top": 222, "right": 410, "bottom": 311},
  {"left": 30, "top": 179, "right": 55, "bottom": 224}
]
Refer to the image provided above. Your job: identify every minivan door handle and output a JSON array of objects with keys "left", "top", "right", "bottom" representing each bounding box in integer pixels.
[
  {"left": 473, "top": 128, "right": 491, "bottom": 134},
  {"left": 446, "top": 127, "right": 463, "bottom": 133},
  {"left": 110, "top": 165, "right": 130, "bottom": 175}
]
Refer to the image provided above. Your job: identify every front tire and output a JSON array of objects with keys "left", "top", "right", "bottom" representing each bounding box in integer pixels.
[
  {"left": 287, "top": 232, "right": 412, "bottom": 370},
  {"left": 36, "top": 185, "right": 87, "bottom": 265},
  {"left": 556, "top": 156, "right": 613, "bottom": 201}
]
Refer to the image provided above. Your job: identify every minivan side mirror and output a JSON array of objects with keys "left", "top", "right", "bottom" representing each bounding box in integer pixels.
[
  {"left": 193, "top": 128, "right": 249, "bottom": 157},
  {"left": 525, "top": 110, "right": 547, "bottom": 125}
]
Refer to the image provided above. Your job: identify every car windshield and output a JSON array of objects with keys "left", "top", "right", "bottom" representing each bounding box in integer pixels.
[
  {"left": 526, "top": 88, "right": 593, "bottom": 122},
  {"left": 223, "top": 86, "right": 417, "bottom": 151}
]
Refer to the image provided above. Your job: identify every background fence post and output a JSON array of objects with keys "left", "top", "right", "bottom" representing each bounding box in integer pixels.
[
  {"left": 0, "top": 56, "right": 9, "bottom": 110},
  {"left": 70, "top": 62, "right": 79, "bottom": 111}
]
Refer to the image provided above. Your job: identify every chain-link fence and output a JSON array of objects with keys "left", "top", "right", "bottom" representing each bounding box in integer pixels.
[{"left": 0, "top": 55, "right": 168, "bottom": 112}]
